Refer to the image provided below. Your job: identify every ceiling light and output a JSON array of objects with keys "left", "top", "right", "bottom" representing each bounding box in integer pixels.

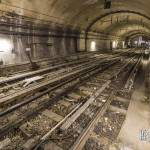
[
  {"left": 91, "top": 41, "right": 96, "bottom": 51},
  {"left": 0, "top": 39, "right": 12, "bottom": 53}
]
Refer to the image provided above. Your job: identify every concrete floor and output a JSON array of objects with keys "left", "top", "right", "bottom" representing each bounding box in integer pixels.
[
  {"left": 116, "top": 57, "right": 150, "bottom": 150},
  {"left": 117, "top": 87, "right": 150, "bottom": 150}
]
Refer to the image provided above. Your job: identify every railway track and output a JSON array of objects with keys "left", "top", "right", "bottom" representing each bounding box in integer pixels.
[
  {"left": 0, "top": 49, "right": 135, "bottom": 86},
  {"left": 0, "top": 55, "right": 120, "bottom": 110},
  {"left": 0, "top": 57, "right": 120, "bottom": 131},
  {"left": 71, "top": 56, "right": 141, "bottom": 150},
  {"left": 0, "top": 49, "right": 133, "bottom": 77},
  {"left": 0, "top": 53, "right": 105, "bottom": 85},
  {"left": 0, "top": 53, "right": 141, "bottom": 150},
  {"left": 0, "top": 56, "right": 100, "bottom": 90},
  {"left": 0, "top": 51, "right": 102, "bottom": 76},
  {"left": 33, "top": 56, "right": 141, "bottom": 150},
  {"left": 0, "top": 53, "right": 122, "bottom": 97},
  {"left": 0, "top": 51, "right": 133, "bottom": 110}
]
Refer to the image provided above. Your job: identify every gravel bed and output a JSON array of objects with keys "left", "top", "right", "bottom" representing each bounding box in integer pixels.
[
  {"left": 111, "top": 100, "right": 129, "bottom": 110},
  {"left": 50, "top": 129, "right": 80, "bottom": 150},
  {"left": 83, "top": 137, "right": 107, "bottom": 150},
  {"left": 93, "top": 110, "right": 125, "bottom": 141},
  {"left": 51, "top": 103, "right": 72, "bottom": 117},
  {"left": 2, "top": 131, "right": 25, "bottom": 150},
  {"left": 21, "top": 115, "right": 57, "bottom": 137}
]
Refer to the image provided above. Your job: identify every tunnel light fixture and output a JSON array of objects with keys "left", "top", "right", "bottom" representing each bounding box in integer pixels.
[
  {"left": 0, "top": 39, "right": 12, "bottom": 53},
  {"left": 134, "top": 41, "right": 138, "bottom": 45},
  {"left": 104, "top": 0, "right": 112, "bottom": 9},
  {"left": 91, "top": 41, "right": 96, "bottom": 51},
  {"left": 122, "top": 41, "right": 125, "bottom": 48},
  {"left": 112, "top": 40, "right": 118, "bottom": 49}
]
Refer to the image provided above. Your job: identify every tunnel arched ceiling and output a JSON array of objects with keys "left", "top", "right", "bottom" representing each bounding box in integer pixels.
[
  {"left": 87, "top": 12, "right": 150, "bottom": 41},
  {"left": 108, "top": 24, "right": 150, "bottom": 37},
  {"left": 92, "top": 13, "right": 150, "bottom": 32},
  {"left": 128, "top": 34, "right": 150, "bottom": 40},
  {"left": 0, "top": 0, "right": 150, "bottom": 39},
  {"left": 122, "top": 30, "right": 150, "bottom": 38},
  {"left": 126, "top": 32, "right": 150, "bottom": 39}
]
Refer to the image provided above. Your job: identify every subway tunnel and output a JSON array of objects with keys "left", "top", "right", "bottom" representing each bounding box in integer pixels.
[{"left": 0, "top": 1, "right": 149, "bottom": 150}]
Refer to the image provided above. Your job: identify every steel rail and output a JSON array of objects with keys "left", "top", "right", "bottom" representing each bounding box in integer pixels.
[
  {"left": 70, "top": 56, "right": 142, "bottom": 150},
  {"left": 0, "top": 55, "right": 102, "bottom": 85},
  {"left": 0, "top": 59, "right": 120, "bottom": 138},
  {"left": 32, "top": 55, "right": 140, "bottom": 150},
  {"left": 0, "top": 57, "right": 114, "bottom": 106},
  {"left": 0, "top": 60, "right": 119, "bottom": 117},
  {"left": 0, "top": 49, "right": 133, "bottom": 85}
]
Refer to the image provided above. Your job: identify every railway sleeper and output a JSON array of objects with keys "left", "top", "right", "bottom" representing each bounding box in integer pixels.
[
  {"left": 42, "top": 110, "right": 64, "bottom": 123},
  {"left": 0, "top": 56, "right": 138, "bottom": 149},
  {"left": 115, "top": 96, "right": 130, "bottom": 103},
  {"left": 22, "top": 136, "right": 39, "bottom": 150},
  {"left": 109, "top": 105, "right": 127, "bottom": 115}
]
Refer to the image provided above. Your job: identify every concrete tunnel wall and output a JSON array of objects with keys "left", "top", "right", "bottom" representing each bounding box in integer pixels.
[
  {"left": 0, "top": 13, "right": 126, "bottom": 65},
  {"left": 79, "top": 37, "right": 123, "bottom": 52},
  {"left": 0, "top": 35, "right": 123, "bottom": 65},
  {"left": 0, "top": 27, "right": 123, "bottom": 65},
  {"left": 0, "top": 0, "right": 149, "bottom": 65},
  {"left": 0, "top": 33, "right": 78, "bottom": 65}
]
